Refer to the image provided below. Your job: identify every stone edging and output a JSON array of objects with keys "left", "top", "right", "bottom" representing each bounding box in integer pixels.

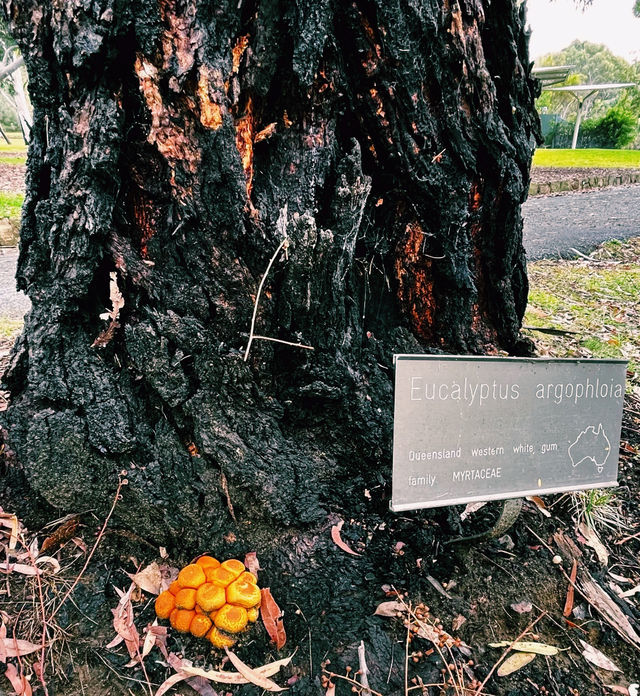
[{"left": 529, "top": 171, "right": 640, "bottom": 196}]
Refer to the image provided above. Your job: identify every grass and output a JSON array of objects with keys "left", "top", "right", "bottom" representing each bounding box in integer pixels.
[
  {"left": 0, "top": 316, "right": 23, "bottom": 339},
  {"left": 524, "top": 237, "right": 640, "bottom": 372},
  {"left": 0, "top": 191, "right": 24, "bottom": 221},
  {"left": 525, "top": 238, "right": 640, "bottom": 535},
  {"left": 532, "top": 149, "right": 640, "bottom": 169},
  {"left": 0, "top": 132, "right": 27, "bottom": 153},
  {"left": 0, "top": 155, "right": 26, "bottom": 165}
]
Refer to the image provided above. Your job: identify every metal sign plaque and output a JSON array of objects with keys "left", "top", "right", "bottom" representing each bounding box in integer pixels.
[{"left": 391, "top": 355, "right": 627, "bottom": 512}]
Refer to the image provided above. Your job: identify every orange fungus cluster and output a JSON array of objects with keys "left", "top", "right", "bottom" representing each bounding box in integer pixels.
[{"left": 155, "top": 556, "right": 261, "bottom": 648}]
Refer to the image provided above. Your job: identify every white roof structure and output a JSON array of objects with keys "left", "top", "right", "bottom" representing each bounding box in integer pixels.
[
  {"left": 543, "top": 82, "right": 637, "bottom": 149},
  {"left": 532, "top": 65, "right": 573, "bottom": 87}
]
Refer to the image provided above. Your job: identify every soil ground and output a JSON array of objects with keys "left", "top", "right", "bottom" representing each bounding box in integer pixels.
[{"left": 1, "top": 166, "right": 639, "bottom": 695}]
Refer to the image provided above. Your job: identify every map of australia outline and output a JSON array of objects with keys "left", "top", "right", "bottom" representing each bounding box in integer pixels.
[{"left": 568, "top": 423, "right": 611, "bottom": 473}]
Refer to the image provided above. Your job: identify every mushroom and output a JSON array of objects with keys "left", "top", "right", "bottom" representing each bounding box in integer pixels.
[
  {"left": 177, "top": 563, "right": 206, "bottom": 589},
  {"left": 170, "top": 608, "right": 196, "bottom": 633},
  {"left": 195, "top": 582, "right": 226, "bottom": 613},
  {"left": 226, "top": 578, "right": 261, "bottom": 608},
  {"left": 154, "top": 590, "right": 175, "bottom": 619},
  {"left": 214, "top": 604, "right": 248, "bottom": 634},
  {"left": 156, "top": 557, "right": 263, "bottom": 648}
]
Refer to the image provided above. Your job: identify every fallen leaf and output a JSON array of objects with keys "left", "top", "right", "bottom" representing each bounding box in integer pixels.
[
  {"left": 128, "top": 562, "right": 176, "bottom": 596},
  {"left": 497, "top": 652, "right": 537, "bottom": 676},
  {"left": 4, "top": 663, "right": 33, "bottom": 695},
  {"left": 141, "top": 620, "right": 159, "bottom": 659},
  {"left": 426, "top": 575, "right": 452, "bottom": 599},
  {"left": 155, "top": 671, "right": 191, "bottom": 696},
  {"left": 225, "top": 647, "right": 285, "bottom": 692},
  {"left": 510, "top": 601, "right": 533, "bottom": 614},
  {"left": 244, "top": 551, "right": 261, "bottom": 579},
  {"left": 526, "top": 495, "right": 552, "bottom": 517},
  {"left": 128, "top": 563, "right": 162, "bottom": 595},
  {"left": 0, "top": 562, "right": 39, "bottom": 576},
  {"left": 40, "top": 517, "right": 79, "bottom": 554},
  {"left": 563, "top": 559, "right": 578, "bottom": 618},
  {"left": 620, "top": 584, "right": 640, "bottom": 599},
  {"left": 603, "top": 686, "right": 630, "bottom": 695},
  {"left": 185, "top": 676, "right": 219, "bottom": 696},
  {"left": 460, "top": 501, "right": 486, "bottom": 521},
  {"left": 452, "top": 615, "right": 467, "bottom": 631},
  {"left": 157, "top": 653, "right": 293, "bottom": 694},
  {"left": 0, "top": 513, "right": 19, "bottom": 550},
  {"left": 330, "top": 520, "right": 361, "bottom": 557},
  {"left": 578, "top": 522, "right": 609, "bottom": 566},
  {"left": 260, "top": 588, "right": 286, "bottom": 649},
  {"left": 374, "top": 601, "right": 405, "bottom": 618},
  {"left": 580, "top": 640, "right": 622, "bottom": 672},
  {"left": 0, "top": 637, "right": 42, "bottom": 658},
  {"left": 108, "top": 584, "right": 140, "bottom": 661},
  {"left": 489, "top": 641, "right": 559, "bottom": 655}
]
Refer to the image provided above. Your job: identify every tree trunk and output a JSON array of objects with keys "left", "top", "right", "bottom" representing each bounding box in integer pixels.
[{"left": 2, "top": 0, "right": 539, "bottom": 686}]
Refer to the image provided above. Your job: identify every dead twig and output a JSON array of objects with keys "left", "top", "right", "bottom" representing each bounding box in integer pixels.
[
  {"left": 49, "top": 474, "right": 125, "bottom": 621},
  {"left": 243, "top": 206, "right": 289, "bottom": 362},
  {"left": 358, "top": 641, "right": 372, "bottom": 696},
  {"left": 20, "top": 536, "right": 50, "bottom": 696},
  {"left": 322, "top": 668, "right": 385, "bottom": 696}
]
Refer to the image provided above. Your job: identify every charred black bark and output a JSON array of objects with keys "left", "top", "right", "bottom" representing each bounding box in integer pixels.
[{"left": 2, "top": 0, "right": 539, "bottom": 687}]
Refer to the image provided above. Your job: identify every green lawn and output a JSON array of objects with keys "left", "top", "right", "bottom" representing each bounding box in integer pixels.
[
  {"left": 533, "top": 149, "right": 640, "bottom": 168},
  {"left": 0, "top": 155, "right": 26, "bottom": 165},
  {"left": 0, "top": 132, "right": 27, "bottom": 153},
  {"left": 0, "top": 192, "right": 24, "bottom": 221}
]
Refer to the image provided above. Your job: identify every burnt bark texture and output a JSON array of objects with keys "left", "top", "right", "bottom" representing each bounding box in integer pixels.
[{"left": 2, "top": 0, "right": 539, "bottom": 687}]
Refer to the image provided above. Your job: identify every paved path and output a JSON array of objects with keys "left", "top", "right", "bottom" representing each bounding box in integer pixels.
[
  {"left": 1, "top": 185, "right": 639, "bottom": 319},
  {"left": 522, "top": 184, "right": 640, "bottom": 261},
  {"left": 0, "top": 248, "right": 29, "bottom": 319}
]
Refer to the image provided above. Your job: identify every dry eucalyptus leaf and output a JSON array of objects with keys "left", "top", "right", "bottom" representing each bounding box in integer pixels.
[
  {"left": 510, "top": 601, "right": 533, "bottom": 614},
  {"left": 580, "top": 640, "right": 622, "bottom": 672},
  {"left": 489, "top": 641, "right": 559, "bottom": 655},
  {"left": 578, "top": 522, "right": 609, "bottom": 566},
  {"left": 225, "top": 647, "right": 285, "bottom": 692},
  {"left": 374, "top": 601, "right": 405, "bottom": 618},
  {"left": 497, "top": 651, "right": 537, "bottom": 676}
]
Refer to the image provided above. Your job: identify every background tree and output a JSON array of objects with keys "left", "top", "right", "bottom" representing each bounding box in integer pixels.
[{"left": 2, "top": 0, "right": 539, "bottom": 682}]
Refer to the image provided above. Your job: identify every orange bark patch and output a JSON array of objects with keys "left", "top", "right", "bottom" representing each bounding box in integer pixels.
[
  {"left": 468, "top": 180, "right": 499, "bottom": 346},
  {"left": 159, "top": 0, "right": 198, "bottom": 76},
  {"left": 369, "top": 88, "right": 389, "bottom": 126},
  {"left": 394, "top": 221, "right": 436, "bottom": 342},
  {"left": 197, "top": 65, "right": 224, "bottom": 129},
  {"left": 133, "top": 188, "right": 161, "bottom": 259},
  {"left": 235, "top": 96, "right": 255, "bottom": 197},
  {"left": 134, "top": 54, "right": 200, "bottom": 194},
  {"left": 232, "top": 35, "right": 250, "bottom": 74}
]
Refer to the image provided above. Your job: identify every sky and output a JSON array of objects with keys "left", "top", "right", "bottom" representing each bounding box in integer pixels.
[{"left": 526, "top": 0, "right": 640, "bottom": 63}]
